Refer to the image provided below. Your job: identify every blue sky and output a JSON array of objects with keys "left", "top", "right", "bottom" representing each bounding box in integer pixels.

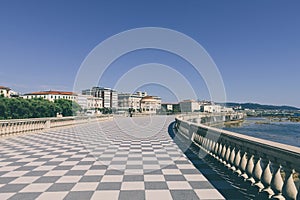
[{"left": 0, "top": 0, "right": 299, "bottom": 107}]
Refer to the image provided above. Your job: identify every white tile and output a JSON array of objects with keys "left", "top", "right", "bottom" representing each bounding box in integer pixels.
[
  {"left": 124, "top": 169, "right": 144, "bottom": 175},
  {"left": 85, "top": 170, "right": 106, "bottom": 176},
  {"left": 0, "top": 193, "right": 14, "bottom": 200},
  {"left": 21, "top": 183, "right": 52, "bottom": 192},
  {"left": 143, "top": 165, "right": 160, "bottom": 170},
  {"left": 71, "top": 165, "right": 90, "bottom": 170},
  {"left": 101, "top": 175, "right": 123, "bottom": 182},
  {"left": 184, "top": 174, "right": 207, "bottom": 181},
  {"left": 59, "top": 161, "right": 79, "bottom": 166},
  {"left": 71, "top": 182, "right": 98, "bottom": 191},
  {"left": 0, "top": 166, "right": 19, "bottom": 172},
  {"left": 44, "top": 170, "right": 68, "bottom": 176},
  {"left": 144, "top": 175, "right": 165, "bottom": 182},
  {"left": 91, "top": 191, "right": 119, "bottom": 200},
  {"left": 10, "top": 176, "right": 39, "bottom": 184},
  {"left": 195, "top": 189, "right": 225, "bottom": 199},
  {"left": 146, "top": 190, "right": 172, "bottom": 200},
  {"left": 33, "top": 166, "right": 56, "bottom": 171},
  {"left": 56, "top": 176, "right": 81, "bottom": 183},
  {"left": 121, "top": 182, "right": 144, "bottom": 190},
  {"left": 162, "top": 169, "right": 181, "bottom": 175},
  {"left": 37, "top": 192, "right": 68, "bottom": 200},
  {"left": 167, "top": 181, "right": 192, "bottom": 190},
  {"left": 1, "top": 171, "right": 27, "bottom": 177}
]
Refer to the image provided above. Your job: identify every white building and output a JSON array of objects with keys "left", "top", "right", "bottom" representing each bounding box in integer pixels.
[
  {"left": 22, "top": 91, "right": 77, "bottom": 102},
  {"left": 110, "top": 90, "right": 118, "bottom": 108},
  {"left": 0, "top": 86, "right": 11, "bottom": 98},
  {"left": 200, "top": 104, "right": 234, "bottom": 113},
  {"left": 200, "top": 105, "right": 222, "bottom": 113},
  {"left": 179, "top": 100, "right": 199, "bottom": 112},
  {"left": 82, "top": 87, "right": 118, "bottom": 109},
  {"left": 76, "top": 95, "right": 103, "bottom": 110},
  {"left": 140, "top": 96, "right": 161, "bottom": 114},
  {"left": 118, "top": 93, "right": 142, "bottom": 110}
]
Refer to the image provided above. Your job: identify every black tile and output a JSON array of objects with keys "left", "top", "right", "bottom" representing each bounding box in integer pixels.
[
  {"left": 145, "top": 182, "right": 168, "bottom": 190},
  {"left": 97, "top": 182, "right": 121, "bottom": 190},
  {"left": 47, "top": 183, "right": 76, "bottom": 192},
  {"left": 119, "top": 191, "right": 145, "bottom": 200},
  {"left": 8, "top": 192, "right": 41, "bottom": 200},
  {"left": 64, "top": 191, "right": 94, "bottom": 200},
  {"left": 170, "top": 190, "right": 199, "bottom": 200}
]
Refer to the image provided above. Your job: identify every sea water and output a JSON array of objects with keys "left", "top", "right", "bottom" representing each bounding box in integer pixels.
[{"left": 223, "top": 117, "right": 300, "bottom": 147}]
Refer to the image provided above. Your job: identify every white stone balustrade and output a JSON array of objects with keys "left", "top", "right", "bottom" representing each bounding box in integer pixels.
[
  {"left": 175, "top": 114, "right": 300, "bottom": 200},
  {"left": 0, "top": 115, "right": 112, "bottom": 136}
]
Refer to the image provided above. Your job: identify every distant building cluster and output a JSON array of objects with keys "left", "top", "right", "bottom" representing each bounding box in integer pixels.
[
  {"left": 0, "top": 86, "right": 19, "bottom": 98},
  {"left": 22, "top": 91, "right": 77, "bottom": 102},
  {"left": 118, "top": 91, "right": 161, "bottom": 114},
  {"left": 1, "top": 85, "right": 235, "bottom": 115},
  {"left": 179, "top": 100, "right": 234, "bottom": 113},
  {"left": 82, "top": 87, "right": 117, "bottom": 108}
]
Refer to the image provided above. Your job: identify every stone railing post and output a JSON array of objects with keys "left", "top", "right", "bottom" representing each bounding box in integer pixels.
[
  {"left": 282, "top": 168, "right": 297, "bottom": 200},
  {"left": 271, "top": 163, "right": 284, "bottom": 200},
  {"left": 45, "top": 120, "right": 51, "bottom": 129}
]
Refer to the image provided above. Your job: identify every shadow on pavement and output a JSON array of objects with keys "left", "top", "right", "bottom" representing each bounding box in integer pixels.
[{"left": 168, "top": 121, "right": 265, "bottom": 200}]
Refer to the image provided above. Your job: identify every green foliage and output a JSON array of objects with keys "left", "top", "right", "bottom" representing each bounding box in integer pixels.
[
  {"left": 0, "top": 96, "right": 81, "bottom": 119},
  {"left": 99, "top": 107, "right": 112, "bottom": 114}
]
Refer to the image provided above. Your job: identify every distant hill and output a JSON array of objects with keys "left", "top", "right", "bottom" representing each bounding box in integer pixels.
[{"left": 217, "top": 102, "right": 300, "bottom": 111}]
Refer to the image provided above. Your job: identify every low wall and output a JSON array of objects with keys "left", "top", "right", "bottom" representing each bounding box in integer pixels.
[
  {"left": 175, "top": 114, "right": 300, "bottom": 200},
  {"left": 0, "top": 115, "right": 112, "bottom": 136}
]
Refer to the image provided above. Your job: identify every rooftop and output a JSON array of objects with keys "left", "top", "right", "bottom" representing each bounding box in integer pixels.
[
  {"left": 24, "top": 90, "right": 77, "bottom": 96},
  {"left": 0, "top": 86, "right": 11, "bottom": 90}
]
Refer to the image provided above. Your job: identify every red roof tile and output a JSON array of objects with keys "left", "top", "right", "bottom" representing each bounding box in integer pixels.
[{"left": 24, "top": 91, "right": 77, "bottom": 96}]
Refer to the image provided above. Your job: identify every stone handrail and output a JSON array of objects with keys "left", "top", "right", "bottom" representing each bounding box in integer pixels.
[
  {"left": 175, "top": 114, "right": 300, "bottom": 200},
  {"left": 0, "top": 115, "right": 112, "bottom": 136}
]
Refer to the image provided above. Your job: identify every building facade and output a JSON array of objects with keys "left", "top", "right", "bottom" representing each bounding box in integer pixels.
[
  {"left": 22, "top": 91, "right": 77, "bottom": 102},
  {"left": 161, "top": 103, "right": 181, "bottom": 113},
  {"left": 0, "top": 86, "right": 11, "bottom": 98},
  {"left": 82, "top": 87, "right": 118, "bottom": 109},
  {"left": 179, "top": 100, "right": 200, "bottom": 112},
  {"left": 140, "top": 96, "right": 161, "bottom": 114},
  {"left": 118, "top": 93, "right": 142, "bottom": 110},
  {"left": 200, "top": 104, "right": 234, "bottom": 113},
  {"left": 76, "top": 95, "right": 103, "bottom": 110}
]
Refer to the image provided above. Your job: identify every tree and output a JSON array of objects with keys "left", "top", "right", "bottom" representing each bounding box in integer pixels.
[{"left": 0, "top": 96, "right": 81, "bottom": 119}]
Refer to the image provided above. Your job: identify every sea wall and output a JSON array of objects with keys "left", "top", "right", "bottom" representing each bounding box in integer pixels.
[{"left": 175, "top": 114, "right": 300, "bottom": 200}]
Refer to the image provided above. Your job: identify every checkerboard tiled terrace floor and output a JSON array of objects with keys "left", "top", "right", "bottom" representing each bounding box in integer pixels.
[{"left": 0, "top": 116, "right": 225, "bottom": 200}]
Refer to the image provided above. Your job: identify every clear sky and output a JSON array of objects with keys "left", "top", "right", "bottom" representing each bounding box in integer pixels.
[{"left": 0, "top": 0, "right": 299, "bottom": 107}]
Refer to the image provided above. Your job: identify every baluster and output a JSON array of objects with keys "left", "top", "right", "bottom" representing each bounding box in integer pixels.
[
  {"left": 282, "top": 168, "right": 297, "bottom": 200},
  {"left": 234, "top": 149, "right": 242, "bottom": 175},
  {"left": 199, "top": 135, "right": 203, "bottom": 145},
  {"left": 205, "top": 138, "right": 210, "bottom": 151},
  {"left": 218, "top": 143, "right": 223, "bottom": 162},
  {"left": 260, "top": 159, "right": 275, "bottom": 198},
  {"left": 229, "top": 147, "right": 236, "bottom": 171},
  {"left": 246, "top": 154, "right": 255, "bottom": 184},
  {"left": 225, "top": 145, "right": 231, "bottom": 167},
  {"left": 202, "top": 137, "right": 206, "bottom": 150},
  {"left": 253, "top": 157, "right": 264, "bottom": 191},
  {"left": 221, "top": 144, "right": 227, "bottom": 164},
  {"left": 207, "top": 139, "right": 212, "bottom": 152},
  {"left": 240, "top": 151, "right": 249, "bottom": 180},
  {"left": 210, "top": 141, "right": 216, "bottom": 156},
  {"left": 214, "top": 142, "right": 219, "bottom": 159},
  {"left": 271, "top": 163, "right": 284, "bottom": 200}
]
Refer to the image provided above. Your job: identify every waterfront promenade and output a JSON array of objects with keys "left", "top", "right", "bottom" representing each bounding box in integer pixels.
[{"left": 0, "top": 116, "right": 225, "bottom": 200}]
